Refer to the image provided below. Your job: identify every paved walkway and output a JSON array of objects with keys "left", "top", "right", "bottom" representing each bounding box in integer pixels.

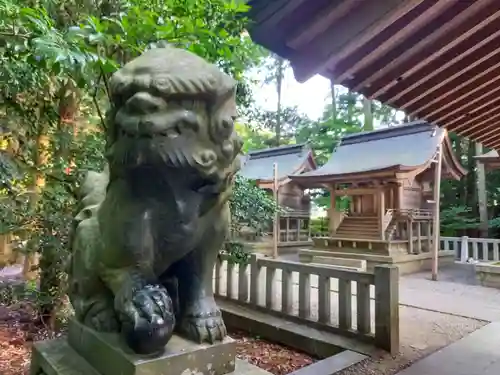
[
  {"left": 399, "top": 265, "right": 500, "bottom": 322},
  {"left": 395, "top": 322, "right": 500, "bottom": 375}
]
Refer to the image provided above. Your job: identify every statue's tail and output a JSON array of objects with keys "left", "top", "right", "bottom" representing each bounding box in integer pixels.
[{"left": 67, "top": 165, "right": 110, "bottom": 277}]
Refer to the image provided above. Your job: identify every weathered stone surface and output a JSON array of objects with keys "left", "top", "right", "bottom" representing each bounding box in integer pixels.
[
  {"left": 65, "top": 318, "right": 236, "bottom": 375},
  {"left": 475, "top": 262, "right": 500, "bottom": 289},
  {"left": 66, "top": 44, "right": 243, "bottom": 355},
  {"left": 30, "top": 336, "right": 265, "bottom": 375}
]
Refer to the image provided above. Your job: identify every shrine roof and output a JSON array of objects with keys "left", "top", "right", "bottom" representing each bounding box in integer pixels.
[
  {"left": 291, "top": 121, "right": 465, "bottom": 183},
  {"left": 239, "top": 143, "right": 315, "bottom": 182}
]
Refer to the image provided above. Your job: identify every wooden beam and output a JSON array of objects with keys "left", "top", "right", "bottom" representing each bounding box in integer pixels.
[
  {"left": 334, "top": 0, "right": 455, "bottom": 85},
  {"left": 483, "top": 133, "right": 500, "bottom": 149},
  {"left": 432, "top": 141, "right": 443, "bottom": 281},
  {"left": 474, "top": 121, "right": 500, "bottom": 142},
  {"left": 291, "top": 0, "right": 422, "bottom": 83},
  {"left": 409, "top": 59, "right": 500, "bottom": 117},
  {"left": 335, "top": 187, "right": 380, "bottom": 196},
  {"left": 453, "top": 110, "right": 500, "bottom": 136},
  {"left": 287, "top": 0, "right": 363, "bottom": 50},
  {"left": 398, "top": 47, "right": 500, "bottom": 111},
  {"left": 382, "top": 22, "right": 500, "bottom": 104},
  {"left": 412, "top": 65, "right": 500, "bottom": 119},
  {"left": 379, "top": 189, "right": 385, "bottom": 241},
  {"left": 448, "top": 98, "right": 500, "bottom": 133},
  {"left": 258, "top": 0, "right": 308, "bottom": 33},
  {"left": 353, "top": 0, "right": 496, "bottom": 93},
  {"left": 429, "top": 82, "right": 500, "bottom": 124}
]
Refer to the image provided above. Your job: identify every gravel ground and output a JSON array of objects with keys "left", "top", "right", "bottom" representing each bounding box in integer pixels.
[{"left": 335, "top": 306, "right": 486, "bottom": 375}]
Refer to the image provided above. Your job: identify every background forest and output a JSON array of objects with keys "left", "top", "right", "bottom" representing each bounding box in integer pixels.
[{"left": 1, "top": 0, "right": 499, "bottom": 324}]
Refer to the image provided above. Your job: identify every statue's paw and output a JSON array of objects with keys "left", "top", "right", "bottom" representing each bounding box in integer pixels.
[
  {"left": 179, "top": 303, "right": 227, "bottom": 343},
  {"left": 89, "top": 309, "right": 119, "bottom": 332},
  {"left": 118, "top": 284, "right": 176, "bottom": 354}
]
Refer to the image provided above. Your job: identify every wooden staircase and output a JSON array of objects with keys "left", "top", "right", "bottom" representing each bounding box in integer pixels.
[{"left": 334, "top": 216, "right": 381, "bottom": 239}]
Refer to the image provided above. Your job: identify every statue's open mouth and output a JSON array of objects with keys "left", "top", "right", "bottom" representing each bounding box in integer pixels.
[{"left": 118, "top": 125, "right": 182, "bottom": 140}]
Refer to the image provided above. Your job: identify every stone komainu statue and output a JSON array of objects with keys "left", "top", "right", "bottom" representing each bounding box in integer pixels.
[{"left": 68, "top": 46, "right": 242, "bottom": 355}]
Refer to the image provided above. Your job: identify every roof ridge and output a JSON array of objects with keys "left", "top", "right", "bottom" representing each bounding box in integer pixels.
[
  {"left": 341, "top": 121, "right": 438, "bottom": 146},
  {"left": 247, "top": 143, "right": 309, "bottom": 159}
]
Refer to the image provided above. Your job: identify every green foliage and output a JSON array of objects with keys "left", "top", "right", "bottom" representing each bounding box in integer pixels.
[
  {"left": 230, "top": 175, "right": 278, "bottom": 236},
  {"left": 0, "top": 0, "right": 265, "bottom": 321}
]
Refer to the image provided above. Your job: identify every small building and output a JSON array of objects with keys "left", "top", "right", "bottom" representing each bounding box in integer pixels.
[
  {"left": 290, "top": 121, "right": 467, "bottom": 274},
  {"left": 239, "top": 143, "right": 316, "bottom": 247}
]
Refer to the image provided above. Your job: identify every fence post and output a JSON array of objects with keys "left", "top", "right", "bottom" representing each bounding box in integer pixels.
[
  {"left": 250, "top": 253, "right": 262, "bottom": 306},
  {"left": 374, "top": 265, "right": 399, "bottom": 355},
  {"left": 460, "top": 236, "right": 469, "bottom": 263}
]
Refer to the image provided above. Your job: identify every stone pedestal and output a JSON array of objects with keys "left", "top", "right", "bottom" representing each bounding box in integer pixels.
[{"left": 30, "top": 319, "right": 247, "bottom": 375}]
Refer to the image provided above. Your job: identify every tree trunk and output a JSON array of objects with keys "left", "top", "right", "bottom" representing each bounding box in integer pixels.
[
  {"left": 363, "top": 96, "right": 373, "bottom": 131},
  {"left": 347, "top": 90, "right": 355, "bottom": 123},
  {"left": 330, "top": 80, "right": 337, "bottom": 120},
  {"left": 475, "top": 142, "right": 488, "bottom": 237},
  {"left": 275, "top": 57, "right": 284, "bottom": 146}
]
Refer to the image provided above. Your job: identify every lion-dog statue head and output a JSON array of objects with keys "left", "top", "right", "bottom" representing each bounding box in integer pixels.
[{"left": 104, "top": 45, "right": 243, "bottom": 202}]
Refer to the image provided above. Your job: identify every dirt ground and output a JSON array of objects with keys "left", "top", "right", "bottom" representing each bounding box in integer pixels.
[{"left": 0, "top": 302, "right": 316, "bottom": 375}]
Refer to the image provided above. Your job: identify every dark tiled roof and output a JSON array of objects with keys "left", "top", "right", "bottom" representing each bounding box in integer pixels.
[
  {"left": 239, "top": 143, "right": 313, "bottom": 181},
  {"left": 297, "top": 121, "right": 443, "bottom": 178}
]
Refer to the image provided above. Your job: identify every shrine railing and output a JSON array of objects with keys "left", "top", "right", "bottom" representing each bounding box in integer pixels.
[
  {"left": 441, "top": 236, "right": 500, "bottom": 262},
  {"left": 213, "top": 253, "right": 399, "bottom": 354}
]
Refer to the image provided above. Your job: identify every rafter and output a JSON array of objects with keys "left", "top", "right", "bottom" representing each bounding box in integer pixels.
[
  {"left": 428, "top": 80, "right": 500, "bottom": 123},
  {"left": 287, "top": 0, "right": 362, "bottom": 50},
  {"left": 473, "top": 123, "right": 500, "bottom": 143},
  {"left": 452, "top": 111, "right": 500, "bottom": 136},
  {"left": 443, "top": 96, "right": 500, "bottom": 131},
  {"left": 332, "top": 0, "right": 452, "bottom": 85},
  {"left": 382, "top": 22, "right": 500, "bottom": 104},
  {"left": 351, "top": 0, "right": 495, "bottom": 93},
  {"left": 398, "top": 47, "right": 500, "bottom": 110},
  {"left": 408, "top": 62, "right": 500, "bottom": 117},
  {"left": 291, "top": 0, "right": 423, "bottom": 83},
  {"left": 467, "top": 121, "right": 500, "bottom": 141}
]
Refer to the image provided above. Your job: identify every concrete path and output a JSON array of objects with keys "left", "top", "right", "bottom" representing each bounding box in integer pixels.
[{"left": 395, "top": 322, "right": 500, "bottom": 375}]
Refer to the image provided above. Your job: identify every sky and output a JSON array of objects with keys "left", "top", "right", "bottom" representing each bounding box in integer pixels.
[
  {"left": 249, "top": 65, "right": 406, "bottom": 125},
  {"left": 250, "top": 65, "right": 332, "bottom": 120}
]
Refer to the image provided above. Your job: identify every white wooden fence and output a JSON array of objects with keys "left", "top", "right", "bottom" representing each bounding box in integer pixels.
[
  {"left": 213, "top": 253, "right": 399, "bottom": 354},
  {"left": 441, "top": 236, "right": 500, "bottom": 263}
]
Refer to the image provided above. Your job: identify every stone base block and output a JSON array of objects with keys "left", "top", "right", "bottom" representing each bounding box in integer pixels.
[
  {"left": 475, "top": 262, "right": 500, "bottom": 289},
  {"left": 31, "top": 318, "right": 240, "bottom": 375},
  {"left": 31, "top": 339, "right": 270, "bottom": 375}
]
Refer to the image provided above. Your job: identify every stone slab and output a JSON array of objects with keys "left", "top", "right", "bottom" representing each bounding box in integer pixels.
[
  {"left": 66, "top": 318, "right": 236, "bottom": 375},
  {"left": 395, "top": 322, "right": 500, "bottom": 375},
  {"left": 288, "top": 350, "right": 367, "bottom": 375},
  {"left": 31, "top": 338, "right": 270, "bottom": 375}
]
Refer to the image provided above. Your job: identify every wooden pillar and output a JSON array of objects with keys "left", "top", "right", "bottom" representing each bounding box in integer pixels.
[
  {"left": 432, "top": 142, "right": 443, "bottom": 281},
  {"left": 379, "top": 189, "right": 385, "bottom": 240},
  {"left": 329, "top": 187, "right": 336, "bottom": 234},
  {"left": 286, "top": 217, "right": 290, "bottom": 242},
  {"left": 416, "top": 221, "right": 422, "bottom": 254},
  {"left": 272, "top": 163, "right": 279, "bottom": 258},
  {"left": 396, "top": 183, "right": 404, "bottom": 210},
  {"left": 426, "top": 221, "right": 432, "bottom": 252},
  {"left": 408, "top": 221, "right": 413, "bottom": 254}
]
